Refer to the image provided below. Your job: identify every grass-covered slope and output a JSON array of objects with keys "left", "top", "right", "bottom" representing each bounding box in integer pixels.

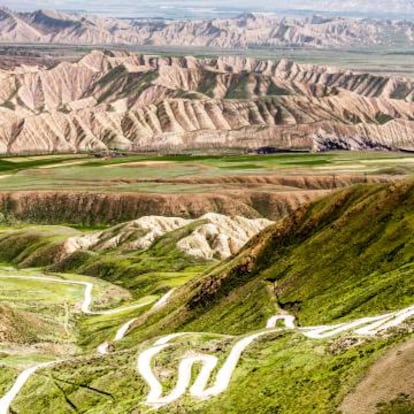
[
  {"left": 130, "top": 180, "right": 414, "bottom": 339},
  {"left": 0, "top": 213, "right": 271, "bottom": 297},
  {"left": 0, "top": 224, "right": 211, "bottom": 298},
  {"left": 2, "top": 181, "right": 414, "bottom": 414},
  {"left": 51, "top": 222, "right": 211, "bottom": 295},
  {"left": 0, "top": 226, "right": 78, "bottom": 267},
  {"left": 13, "top": 331, "right": 411, "bottom": 414}
]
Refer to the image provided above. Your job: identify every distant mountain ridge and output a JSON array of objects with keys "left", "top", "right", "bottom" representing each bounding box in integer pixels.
[
  {"left": 284, "top": 0, "right": 414, "bottom": 16},
  {"left": 0, "top": 6, "right": 413, "bottom": 48},
  {"left": 3, "top": 1, "right": 414, "bottom": 19}
]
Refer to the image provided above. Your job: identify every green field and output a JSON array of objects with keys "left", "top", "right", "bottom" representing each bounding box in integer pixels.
[
  {"left": 2, "top": 44, "right": 412, "bottom": 78},
  {"left": 0, "top": 152, "right": 412, "bottom": 193}
]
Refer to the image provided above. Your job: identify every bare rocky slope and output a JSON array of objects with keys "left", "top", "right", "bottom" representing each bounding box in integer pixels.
[
  {"left": 0, "top": 50, "right": 413, "bottom": 154},
  {"left": 58, "top": 213, "right": 272, "bottom": 261},
  {"left": 0, "top": 304, "right": 51, "bottom": 344},
  {"left": 0, "top": 7, "right": 413, "bottom": 49}
]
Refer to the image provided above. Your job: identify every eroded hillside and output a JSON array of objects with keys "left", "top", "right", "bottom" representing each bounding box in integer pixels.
[
  {"left": 0, "top": 172, "right": 396, "bottom": 225},
  {"left": 0, "top": 50, "right": 412, "bottom": 154}
]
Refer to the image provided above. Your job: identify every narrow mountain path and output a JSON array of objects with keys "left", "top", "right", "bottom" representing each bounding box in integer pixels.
[
  {"left": 1, "top": 272, "right": 413, "bottom": 412},
  {"left": 97, "top": 289, "right": 177, "bottom": 355},
  {"left": 0, "top": 274, "right": 172, "bottom": 413},
  {"left": 0, "top": 362, "right": 57, "bottom": 414},
  {"left": 0, "top": 275, "right": 155, "bottom": 315},
  {"left": 138, "top": 304, "right": 414, "bottom": 408}
]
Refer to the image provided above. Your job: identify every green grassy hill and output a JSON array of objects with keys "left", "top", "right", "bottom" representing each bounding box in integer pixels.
[
  {"left": 1, "top": 180, "right": 413, "bottom": 413},
  {"left": 133, "top": 180, "right": 414, "bottom": 339},
  {"left": 0, "top": 222, "right": 213, "bottom": 297}
]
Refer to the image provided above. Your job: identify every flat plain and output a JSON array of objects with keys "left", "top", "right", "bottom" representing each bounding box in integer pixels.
[{"left": 0, "top": 151, "right": 412, "bottom": 193}]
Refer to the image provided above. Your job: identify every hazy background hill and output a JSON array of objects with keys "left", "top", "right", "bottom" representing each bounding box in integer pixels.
[
  {"left": 3, "top": 0, "right": 414, "bottom": 19},
  {"left": 0, "top": 6, "right": 412, "bottom": 48}
]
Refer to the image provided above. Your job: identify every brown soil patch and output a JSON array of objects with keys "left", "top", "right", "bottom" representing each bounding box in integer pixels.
[
  {"left": 115, "top": 174, "right": 395, "bottom": 190},
  {"left": 339, "top": 339, "right": 414, "bottom": 414},
  {"left": 38, "top": 160, "right": 89, "bottom": 169},
  {"left": 107, "top": 161, "right": 174, "bottom": 168}
]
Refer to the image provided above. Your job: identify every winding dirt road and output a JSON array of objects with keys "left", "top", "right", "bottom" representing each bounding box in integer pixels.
[
  {"left": 97, "top": 289, "right": 177, "bottom": 355},
  {"left": 0, "top": 274, "right": 167, "bottom": 413},
  {"left": 0, "top": 362, "right": 56, "bottom": 414},
  {"left": 138, "top": 304, "right": 414, "bottom": 408},
  {"left": 1, "top": 273, "right": 413, "bottom": 412},
  {"left": 0, "top": 275, "right": 155, "bottom": 315}
]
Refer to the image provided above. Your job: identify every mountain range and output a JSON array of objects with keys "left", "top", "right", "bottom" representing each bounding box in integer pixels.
[
  {"left": 0, "top": 50, "right": 413, "bottom": 154},
  {"left": 3, "top": 1, "right": 414, "bottom": 19},
  {"left": 0, "top": 7, "right": 413, "bottom": 48}
]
